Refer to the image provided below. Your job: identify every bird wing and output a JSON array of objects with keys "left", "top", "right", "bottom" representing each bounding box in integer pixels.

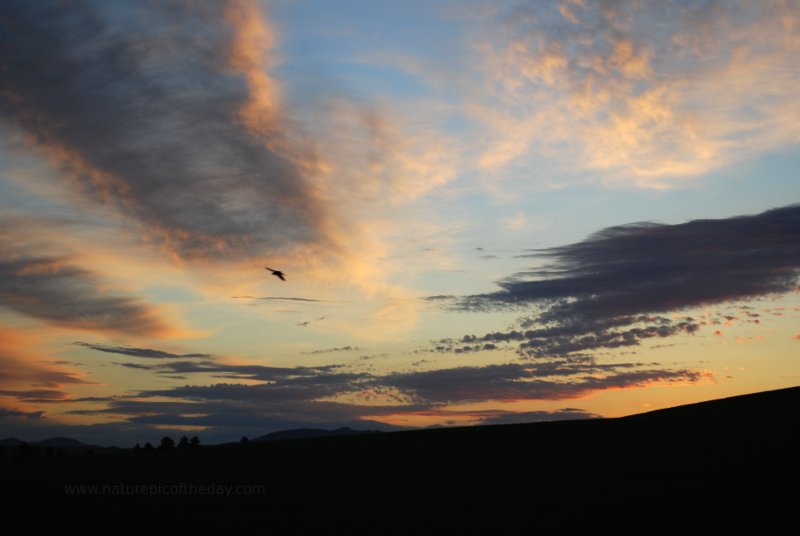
[
  {"left": 277, "top": 273, "right": 286, "bottom": 281},
  {"left": 265, "top": 267, "right": 274, "bottom": 272}
]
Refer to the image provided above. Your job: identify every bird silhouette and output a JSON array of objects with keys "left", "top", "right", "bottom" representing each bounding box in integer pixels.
[{"left": 265, "top": 267, "right": 286, "bottom": 281}]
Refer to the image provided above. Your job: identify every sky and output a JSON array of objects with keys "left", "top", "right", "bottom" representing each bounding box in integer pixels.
[{"left": 1, "top": 0, "right": 799, "bottom": 446}]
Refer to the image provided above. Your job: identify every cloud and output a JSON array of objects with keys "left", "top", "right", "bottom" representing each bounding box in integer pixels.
[
  {"left": 457, "top": 316, "right": 700, "bottom": 358},
  {"left": 303, "top": 346, "right": 360, "bottom": 355},
  {"left": 465, "top": 204, "right": 800, "bottom": 313},
  {"left": 476, "top": 408, "right": 600, "bottom": 425},
  {"left": 0, "top": 407, "right": 45, "bottom": 420},
  {"left": 380, "top": 362, "right": 706, "bottom": 405},
  {"left": 114, "top": 362, "right": 157, "bottom": 371},
  {"left": 457, "top": 204, "right": 800, "bottom": 357},
  {"left": 0, "top": 229, "right": 171, "bottom": 336},
  {"left": 74, "top": 342, "right": 211, "bottom": 359},
  {"left": 0, "top": 389, "right": 70, "bottom": 403},
  {"left": 0, "top": 0, "right": 332, "bottom": 261},
  {"left": 0, "top": 326, "right": 92, "bottom": 388},
  {"left": 476, "top": 0, "right": 800, "bottom": 186},
  {"left": 4, "top": 336, "right": 696, "bottom": 440},
  {"left": 232, "top": 296, "right": 336, "bottom": 303},
  {"left": 92, "top": 347, "right": 706, "bottom": 413},
  {"left": 110, "top": 359, "right": 365, "bottom": 387}
]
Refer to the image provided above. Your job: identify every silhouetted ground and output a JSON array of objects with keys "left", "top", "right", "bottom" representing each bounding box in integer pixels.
[{"left": 3, "top": 386, "right": 798, "bottom": 534}]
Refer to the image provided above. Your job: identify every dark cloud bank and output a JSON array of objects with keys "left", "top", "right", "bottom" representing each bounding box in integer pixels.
[{"left": 454, "top": 204, "right": 800, "bottom": 358}]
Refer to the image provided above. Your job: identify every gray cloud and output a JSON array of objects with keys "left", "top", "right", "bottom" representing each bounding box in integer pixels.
[
  {"left": 467, "top": 204, "right": 800, "bottom": 314},
  {"left": 0, "top": 389, "right": 68, "bottom": 403},
  {"left": 61, "top": 359, "right": 702, "bottom": 440},
  {"left": 0, "top": 407, "right": 45, "bottom": 420},
  {"left": 474, "top": 408, "right": 600, "bottom": 425},
  {"left": 456, "top": 205, "right": 800, "bottom": 357},
  {"left": 98, "top": 350, "right": 704, "bottom": 410},
  {"left": 0, "top": 237, "right": 169, "bottom": 336},
  {"left": 380, "top": 362, "right": 704, "bottom": 404},
  {"left": 302, "top": 346, "right": 360, "bottom": 355},
  {"left": 75, "top": 342, "right": 211, "bottom": 359},
  {"left": 135, "top": 360, "right": 355, "bottom": 383},
  {"left": 114, "top": 362, "right": 157, "bottom": 370},
  {"left": 233, "top": 296, "right": 336, "bottom": 303},
  {"left": 0, "top": 360, "right": 88, "bottom": 387},
  {"left": 23, "top": 340, "right": 706, "bottom": 444},
  {"left": 0, "top": 0, "right": 329, "bottom": 260}
]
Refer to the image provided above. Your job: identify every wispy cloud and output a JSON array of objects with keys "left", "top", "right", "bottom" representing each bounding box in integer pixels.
[
  {"left": 0, "top": 326, "right": 91, "bottom": 415},
  {"left": 379, "top": 362, "right": 706, "bottom": 404},
  {"left": 74, "top": 342, "right": 211, "bottom": 360},
  {"left": 0, "top": 229, "right": 171, "bottom": 337},
  {"left": 302, "top": 346, "right": 360, "bottom": 355},
  {"left": 0, "top": 389, "right": 70, "bottom": 403},
  {"left": 232, "top": 296, "right": 337, "bottom": 303},
  {"left": 64, "top": 345, "right": 708, "bottom": 434},
  {"left": 0, "top": 0, "right": 330, "bottom": 261},
  {"left": 0, "top": 407, "right": 45, "bottom": 420}
]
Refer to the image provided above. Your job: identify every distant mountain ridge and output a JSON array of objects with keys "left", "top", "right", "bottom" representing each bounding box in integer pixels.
[
  {"left": 4, "top": 386, "right": 798, "bottom": 448},
  {"left": 252, "top": 426, "right": 382, "bottom": 442},
  {"left": 0, "top": 437, "right": 94, "bottom": 448}
]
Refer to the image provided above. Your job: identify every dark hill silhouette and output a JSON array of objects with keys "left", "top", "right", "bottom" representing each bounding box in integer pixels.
[
  {"left": 0, "top": 437, "right": 97, "bottom": 448},
  {"left": 34, "top": 437, "right": 92, "bottom": 448},
  {"left": 3, "top": 385, "right": 798, "bottom": 533},
  {"left": 622, "top": 384, "right": 800, "bottom": 421},
  {"left": 252, "top": 426, "right": 381, "bottom": 442}
]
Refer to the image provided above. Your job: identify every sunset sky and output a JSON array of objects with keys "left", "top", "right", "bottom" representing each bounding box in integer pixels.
[{"left": 1, "top": 0, "right": 799, "bottom": 445}]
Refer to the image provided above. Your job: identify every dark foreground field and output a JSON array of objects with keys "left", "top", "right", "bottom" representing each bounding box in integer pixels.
[{"left": 4, "top": 386, "right": 799, "bottom": 534}]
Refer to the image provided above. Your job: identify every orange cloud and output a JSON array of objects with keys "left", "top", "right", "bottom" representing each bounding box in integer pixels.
[
  {"left": 474, "top": 0, "right": 800, "bottom": 187},
  {"left": 0, "top": 226, "right": 181, "bottom": 338},
  {"left": 224, "top": 0, "right": 282, "bottom": 137},
  {"left": 0, "top": 325, "right": 93, "bottom": 416}
]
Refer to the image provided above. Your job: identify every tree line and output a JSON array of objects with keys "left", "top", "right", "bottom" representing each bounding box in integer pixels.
[{"left": 134, "top": 435, "right": 201, "bottom": 451}]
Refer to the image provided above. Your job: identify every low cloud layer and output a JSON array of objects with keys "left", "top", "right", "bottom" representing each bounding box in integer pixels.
[
  {"left": 60, "top": 342, "right": 706, "bottom": 442},
  {"left": 380, "top": 362, "right": 705, "bottom": 404}
]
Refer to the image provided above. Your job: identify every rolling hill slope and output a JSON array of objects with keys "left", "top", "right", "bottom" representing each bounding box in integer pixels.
[{"left": 3, "top": 386, "right": 798, "bottom": 533}]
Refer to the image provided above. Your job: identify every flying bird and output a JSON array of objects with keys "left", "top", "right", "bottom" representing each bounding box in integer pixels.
[{"left": 265, "top": 267, "right": 286, "bottom": 281}]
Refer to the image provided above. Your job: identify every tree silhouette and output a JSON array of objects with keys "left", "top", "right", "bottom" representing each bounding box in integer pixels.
[
  {"left": 240, "top": 436, "right": 249, "bottom": 444},
  {"left": 178, "top": 436, "right": 189, "bottom": 449},
  {"left": 17, "top": 442, "right": 35, "bottom": 459},
  {"left": 158, "top": 436, "right": 174, "bottom": 450},
  {"left": 190, "top": 436, "right": 200, "bottom": 448},
  {"left": 143, "top": 442, "right": 154, "bottom": 451},
  {"left": 134, "top": 443, "right": 142, "bottom": 452}
]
